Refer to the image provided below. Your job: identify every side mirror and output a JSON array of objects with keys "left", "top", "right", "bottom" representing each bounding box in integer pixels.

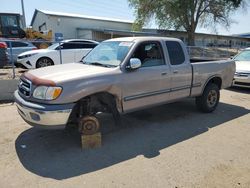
[
  {"left": 127, "top": 58, "right": 141, "bottom": 70},
  {"left": 56, "top": 45, "right": 63, "bottom": 50}
]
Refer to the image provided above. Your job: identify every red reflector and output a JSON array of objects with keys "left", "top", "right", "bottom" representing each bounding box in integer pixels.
[
  {"left": 0, "top": 42, "right": 7, "bottom": 48},
  {"left": 32, "top": 47, "right": 38, "bottom": 50}
]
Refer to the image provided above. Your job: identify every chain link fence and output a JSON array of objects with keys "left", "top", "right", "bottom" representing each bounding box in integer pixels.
[
  {"left": 187, "top": 46, "right": 240, "bottom": 60},
  {"left": 0, "top": 39, "right": 244, "bottom": 80}
]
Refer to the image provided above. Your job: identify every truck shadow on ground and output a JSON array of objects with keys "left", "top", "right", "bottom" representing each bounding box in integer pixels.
[{"left": 15, "top": 99, "right": 249, "bottom": 180}]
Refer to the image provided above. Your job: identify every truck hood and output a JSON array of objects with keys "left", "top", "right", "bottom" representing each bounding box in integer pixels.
[
  {"left": 235, "top": 61, "right": 250, "bottom": 73},
  {"left": 25, "top": 63, "right": 116, "bottom": 83}
]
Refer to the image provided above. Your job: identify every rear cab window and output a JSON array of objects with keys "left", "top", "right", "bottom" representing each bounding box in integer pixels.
[{"left": 165, "top": 41, "right": 185, "bottom": 65}]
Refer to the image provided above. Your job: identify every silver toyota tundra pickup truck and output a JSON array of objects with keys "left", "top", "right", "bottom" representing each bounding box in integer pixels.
[{"left": 14, "top": 37, "right": 235, "bottom": 132}]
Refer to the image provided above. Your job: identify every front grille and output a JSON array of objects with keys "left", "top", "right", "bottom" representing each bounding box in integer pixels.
[
  {"left": 18, "top": 78, "right": 32, "bottom": 97},
  {"left": 234, "top": 82, "right": 250, "bottom": 86},
  {"left": 235, "top": 72, "right": 250, "bottom": 77}
]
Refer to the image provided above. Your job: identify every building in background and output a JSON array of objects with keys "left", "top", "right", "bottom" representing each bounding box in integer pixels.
[
  {"left": 145, "top": 29, "right": 250, "bottom": 48},
  {"left": 30, "top": 9, "right": 132, "bottom": 41},
  {"left": 233, "top": 33, "right": 250, "bottom": 38},
  {"left": 31, "top": 9, "right": 250, "bottom": 48}
]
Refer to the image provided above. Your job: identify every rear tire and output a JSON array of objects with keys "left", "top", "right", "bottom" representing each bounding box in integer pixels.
[
  {"left": 196, "top": 83, "right": 220, "bottom": 113},
  {"left": 36, "top": 57, "right": 54, "bottom": 68}
]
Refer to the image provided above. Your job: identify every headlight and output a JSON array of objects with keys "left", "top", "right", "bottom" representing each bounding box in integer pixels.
[
  {"left": 33, "top": 86, "right": 62, "bottom": 100},
  {"left": 18, "top": 53, "right": 38, "bottom": 59}
]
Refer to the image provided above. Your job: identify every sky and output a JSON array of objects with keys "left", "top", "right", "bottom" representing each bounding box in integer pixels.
[{"left": 0, "top": 0, "right": 249, "bottom": 36}]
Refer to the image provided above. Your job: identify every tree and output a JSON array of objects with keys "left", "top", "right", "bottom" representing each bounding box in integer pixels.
[{"left": 129, "top": 0, "right": 244, "bottom": 45}]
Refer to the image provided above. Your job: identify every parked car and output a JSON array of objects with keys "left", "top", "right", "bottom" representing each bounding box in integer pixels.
[
  {"left": 0, "top": 39, "right": 37, "bottom": 64},
  {"left": 16, "top": 39, "right": 99, "bottom": 69},
  {"left": 15, "top": 37, "right": 235, "bottom": 132},
  {"left": 0, "top": 41, "right": 8, "bottom": 68},
  {"left": 232, "top": 48, "right": 250, "bottom": 88}
]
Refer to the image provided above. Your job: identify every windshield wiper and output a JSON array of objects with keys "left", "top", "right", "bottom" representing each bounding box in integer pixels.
[{"left": 88, "top": 62, "right": 116, "bottom": 68}]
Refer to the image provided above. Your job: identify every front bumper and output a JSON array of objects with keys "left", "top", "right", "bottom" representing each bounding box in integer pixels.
[
  {"left": 14, "top": 90, "right": 75, "bottom": 128},
  {"left": 232, "top": 76, "right": 250, "bottom": 88},
  {"left": 17, "top": 58, "right": 34, "bottom": 69}
]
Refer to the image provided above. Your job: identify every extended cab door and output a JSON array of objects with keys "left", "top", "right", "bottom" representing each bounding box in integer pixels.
[
  {"left": 122, "top": 41, "right": 171, "bottom": 112},
  {"left": 165, "top": 41, "right": 192, "bottom": 100}
]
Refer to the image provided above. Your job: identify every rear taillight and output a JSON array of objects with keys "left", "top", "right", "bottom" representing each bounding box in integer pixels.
[
  {"left": 0, "top": 42, "right": 7, "bottom": 48},
  {"left": 32, "top": 47, "right": 38, "bottom": 50}
]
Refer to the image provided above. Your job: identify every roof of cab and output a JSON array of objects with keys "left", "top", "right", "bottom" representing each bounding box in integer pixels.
[{"left": 105, "top": 36, "right": 182, "bottom": 43}]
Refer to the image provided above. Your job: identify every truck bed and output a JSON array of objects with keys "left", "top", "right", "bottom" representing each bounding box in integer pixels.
[{"left": 190, "top": 59, "right": 235, "bottom": 97}]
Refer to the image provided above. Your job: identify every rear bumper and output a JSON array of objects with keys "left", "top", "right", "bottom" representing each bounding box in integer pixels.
[
  {"left": 14, "top": 90, "right": 75, "bottom": 128},
  {"left": 232, "top": 76, "right": 250, "bottom": 88}
]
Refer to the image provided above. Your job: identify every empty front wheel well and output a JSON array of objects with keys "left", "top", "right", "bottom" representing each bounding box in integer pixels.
[{"left": 68, "top": 92, "right": 121, "bottom": 124}]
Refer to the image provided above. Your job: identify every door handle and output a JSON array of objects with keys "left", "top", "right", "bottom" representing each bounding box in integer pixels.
[
  {"left": 161, "top": 72, "right": 167, "bottom": 76},
  {"left": 173, "top": 70, "right": 178, "bottom": 74}
]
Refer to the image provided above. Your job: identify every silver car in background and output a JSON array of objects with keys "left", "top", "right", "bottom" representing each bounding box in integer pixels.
[
  {"left": 232, "top": 48, "right": 250, "bottom": 88},
  {"left": 0, "top": 40, "right": 37, "bottom": 64}
]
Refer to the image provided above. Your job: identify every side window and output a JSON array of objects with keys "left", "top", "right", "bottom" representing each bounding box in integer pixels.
[
  {"left": 165, "top": 41, "right": 185, "bottom": 65},
  {"left": 85, "top": 43, "right": 98, "bottom": 48},
  {"left": 132, "top": 42, "right": 165, "bottom": 67},
  {"left": 61, "top": 42, "right": 98, "bottom": 49},
  {"left": 12, "top": 42, "right": 28, "bottom": 47},
  {"left": 6, "top": 41, "right": 28, "bottom": 48},
  {"left": 60, "top": 43, "right": 78, "bottom": 49},
  {"left": 77, "top": 43, "right": 98, "bottom": 49}
]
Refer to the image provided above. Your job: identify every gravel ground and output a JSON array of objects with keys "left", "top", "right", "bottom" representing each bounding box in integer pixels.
[
  {"left": 0, "top": 67, "right": 27, "bottom": 80},
  {"left": 0, "top": 88, "right": 249, "bottom": 188}
]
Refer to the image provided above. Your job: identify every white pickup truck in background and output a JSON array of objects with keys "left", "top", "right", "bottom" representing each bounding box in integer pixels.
[{"left": 15, "top": 37, "right": 235, "bottom": 133}]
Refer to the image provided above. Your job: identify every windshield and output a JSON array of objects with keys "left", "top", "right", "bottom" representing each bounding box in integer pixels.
[
  {"left": 234, "top": 50, "right": 250, "bottom": 62},
  {"left": 47, "top": 43, "right": 59, "bottom": 50},
  {"left": 82, "top": 41, "right": 134, "bottom": 67}
]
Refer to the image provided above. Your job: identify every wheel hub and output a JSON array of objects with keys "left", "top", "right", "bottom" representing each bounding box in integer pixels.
[
  {"left": 38, "top": 58, "right": 52, "bottom": 67},
  {"left": 79, "top": 116, "right": 100, "bottom": 135},
  {"left": 207, "top": 90, "right": 217, "bottom": 108}
]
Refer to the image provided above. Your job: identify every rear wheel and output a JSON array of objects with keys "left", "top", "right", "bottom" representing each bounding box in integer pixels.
[
  {"left": 196, "top": 83, "right": 220, "bottom": 113},
  {"left": 36, "top": 57, "right": 54, "bottom": 68}
]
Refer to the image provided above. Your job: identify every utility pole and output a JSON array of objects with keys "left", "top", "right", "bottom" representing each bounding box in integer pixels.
[{"left": 21, "top": 0, "right": 26, "bottom": 28}]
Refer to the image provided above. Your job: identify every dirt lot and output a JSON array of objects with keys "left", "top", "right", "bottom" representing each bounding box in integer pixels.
[
  {"left": 0, "top": 67, "right": 27, "bottom": 80},
  {"left": 0, "top": 88, "right": 249, "bottom": 188}
]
